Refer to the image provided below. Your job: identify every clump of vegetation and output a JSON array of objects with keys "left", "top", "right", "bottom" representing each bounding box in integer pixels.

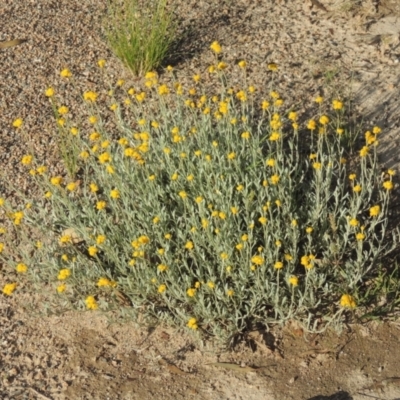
[
  {"left": 1, "top": 42, "right": 398, "bottom": 344},
  {"left": 102, "top": 0, "right": 177, "bottom": 76}
]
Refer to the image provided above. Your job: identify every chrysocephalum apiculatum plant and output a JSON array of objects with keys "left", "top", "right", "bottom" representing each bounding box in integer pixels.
[{"left": 1, "top": 42, "right": 399, "bottom": 344}]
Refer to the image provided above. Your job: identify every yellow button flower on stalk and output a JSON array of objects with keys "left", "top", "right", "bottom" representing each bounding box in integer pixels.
[
  {"left": 210, "top": 41, "right": 222, "bottom": 54},
  {"left": 58, "top": 269, "right": 71, "bottom": 280},
  {"left": 289, "top": 276, "right": 298, "bottom": 286},
  {"left": 340, "top": 294, "right": 356, "bottom": 309},
  {"left": 383, "top": 181, "right": 393, "bottom": 190},
  {"left": 187, "top": 318, "right": 198, "bottom": 329},
  {"left": 369, "top": 205, "right": 380, "bottom": 217},
  {"left": 45, "top": 87, "right": 55, "bottom": 97},
  {"left": 3, "top": 283, "right": 17, "bottom": 296},
  {"left": 16, "top": 263, "right": 27, "bottom": 273},
  {"left": 85, "top": 296, "right": 98, "bottom": 310},
  {"left": 332, "top": 99, "right": 343, "bottom": 110},
  {"left": 13, "top": 118, "right": 23, "bottom": 128},
  {"left": 60, "top": 68, "right": 72, "bottom": 78}
]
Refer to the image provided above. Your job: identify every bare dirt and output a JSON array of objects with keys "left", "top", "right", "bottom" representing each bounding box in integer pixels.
[{"left": 1, "top": 0, "right": 400, "bottom": 399}]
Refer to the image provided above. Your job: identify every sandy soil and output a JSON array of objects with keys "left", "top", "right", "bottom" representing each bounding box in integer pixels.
[{"left": 1, "top": 0, "right": 400, "bottom": 399}]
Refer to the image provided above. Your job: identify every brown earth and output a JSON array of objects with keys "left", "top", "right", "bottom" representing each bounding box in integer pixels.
[{"left": 1, "top": 0, "right": 400, "bottom": 399}]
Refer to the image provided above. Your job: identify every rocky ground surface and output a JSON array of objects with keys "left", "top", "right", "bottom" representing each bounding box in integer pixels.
[{"left": 1, "top": 0, "right": 400, "bottom": 399}]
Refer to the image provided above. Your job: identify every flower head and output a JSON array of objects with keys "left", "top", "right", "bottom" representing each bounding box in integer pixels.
[
  {"left": 3, "top": 283, "right": 17, "bottom": 296},
  {"left": 85, "top": 295, "right": 98, "bottom": 310},
  {"left": 340, "top": 294, "right": 356, "bottom": 309},
  {"left": 210, "top": 41, "right": 222, "bottom": 54}
]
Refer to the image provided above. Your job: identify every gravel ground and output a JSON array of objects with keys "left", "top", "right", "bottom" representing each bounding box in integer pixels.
[{"left": 1, "top": 0, "right": 400, "bottom": 399}]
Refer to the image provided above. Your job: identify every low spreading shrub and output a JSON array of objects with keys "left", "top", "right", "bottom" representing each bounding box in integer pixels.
[{"left": 1, "top": 43, "right": 399, "bottom": 343}]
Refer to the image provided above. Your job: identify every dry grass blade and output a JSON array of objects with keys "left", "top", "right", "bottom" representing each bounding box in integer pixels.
[{"left": 0, "top": 39, "right": 26, "bottom": 49}]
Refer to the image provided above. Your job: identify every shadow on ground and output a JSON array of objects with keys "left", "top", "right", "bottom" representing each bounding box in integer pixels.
[{"left": 308, "top": 391, "right": 353, "bottom": 400}]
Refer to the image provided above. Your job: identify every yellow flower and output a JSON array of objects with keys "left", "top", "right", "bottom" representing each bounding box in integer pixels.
[
  {"left": 349, "top": 174, "right": 356, "bottom": 181},
  {"left": 51, "top": 176, "right": 63, "bottom": 186},
  {"left": 98, "top": 152, "right": 111, "bottom": 164},
  {"left": 96, "top": 235, "right": 106, "bottom": 245},
  {"left": 88, "top": 246, "right": 98, "bottom": 257},
  {"left": 241, "top": 234, "right": 248, "bottom": 242},
  {"left": 85, "top": 296, "right": 98, "bottom": 310},
  {"left": 369, "top": 205, "right": 380, "bottom": 217},
  {"left": 16, "top": 263, "right": 27, "bottom": 273},
  {"left": 230, "top": 206, "right": 238, "bottom": 215},
  {"left": 269, "top": 132, "right": 280, "bottom": 141},
  {"left": 110, "top": 103, "right": 118, "bottom": 111},
  {"left": 110, "top": 189, "right": 120, "bottom": 199},
  {"left": 349, "top": 218, "right": 359, "bottom": 227},
  {"left": 251, "top": 255, "right": 264, "bottom": 265},
  {"left": 315, "top": 96, "right": 323, "bottom": 104},
  {"left": 89, "top": 183, "right": 99, "bottom": 193},
  {"left": 187, "top": 288, "right": 196, "bottom": 297},
  {"left": 289, "top": 276, "right": 298, "bottom": 286},
  {"left": 185, "top": 241, "right": 194, "bottom": 250},
  {"left": 241, "top": 131, "right": 251, "bottom": 140},
  {"left": 227, "top": 152, "right": 236, "bottom": 160},
  {"left": 58, "top": 106, "right": 69, "bottom": 115},
  {"left": 96, "top": 201, "right": 106, "bottom": 210},
  {"left": 106, "top": 165, "right": 115, "bottom": 174},
  {"left": 44, "top": 191, "right": 52, "bottom": 198},
  {"left": 261, "top": 100, "right": 270, "bottom": 110},
  {"left": 3, "top": 283, "right": 17, "bottom": 296},
  {"left": 220, "top": 252, "right": 229, "bottom": 260},
  {"left": 66, "top": 182, "right": 77, "bottom": 192},
  {"left": 353, "top": 185, "right": 362, "bottom": 193},
  {"left": 337, "top": 128, "right": 344, "bottom": 135},
  {"left": 157, "top": 284, "right": 167, "bottom": 293},
  {"left": 179, "top": 191, "right": 187, "bottom": 199},
  {"left": 21, "top": 155, "right": 33, "bottom": 165},
  {"left": 153, "top": 216, "right": 160, "bottom": 224},
  {"left": 274, "top": 99, "right": 284, "bottom": 107},
  {"left": 60, "top": 68, "right": 72, "bottom": 78},
  {"left": 359, "top": 146, "right": 369, "bottom": 157},
  {"left": 98, "top": 59, "right": 106, "bottom": 68},
  {"left": 45, "top": 87, "right": 55, "bottom": 97},
  {"left": 236, "top": 184, "right": 244, "bottom": 192},
  {"left": 187, "top": 317, "right": 198, "bottom": 329},
  {"left": 340, "top": 294, "right": 356, "bottom": 309},
  {"left": 274, "top": 261, "right": 283, "bottom": 270},
  {"left": 210, "top": 41, "right": 222, "bottom": 54},
  {"left": 388, "top": 169, "right": 395, "bottom": 176},
  {"left": 306, "top": 227, "right": 313, "bottom": 234},
  {"left": 89, "top": 115, "right": 98, "bottom": 124},
  {"left": 372, "top": 126, "right": 381, "bottom": 134},
  {"left": 313, "top": 162, "right": 321, "bottom": 170},
  {"left": 13, "top": 118, "right": 23, "bottom": 128},
  {"left": 57, "top": 284, "right": 66, "bottom": 293},
  {"left": 270, "top": 174, "right": 280, "bottom": 185},
  {"left": 227, "top": 289, "right": 234, "bottom": 297},
  {"left": 58, "top": 269, "right": 71, "bottom": 280},
  {"left": 158, "top": 264, "right": 168, "bottom": 272},
  {"left": 165, "top": 233, "right": 172, "bottom": 240},
  {"left": 236, "top": 243, "right": 243, "bottom": 251},
  {"left": 258, "top": 216, "right": 267, "bottom": 225},
  {"left": 79, "top": 151, "right": 89, "bottom": 160},
  {"left": 267, "top": 63, "right": 278, "bottom": 71},
  {"left": 319, "top": 115, "right": 329, "bottom": 125},
  {"left": 383, "top": 181, "right": 393, "bottom": 190},
  {"left": 356, "top": 232, "right": 365, "bottom": 241},
  {"left": 307, "top": 120, "right": 316, "bottom": 130},
  {"left": 238, "top": 60, "right": 247, "bottom": 68},
  {"left": 332, "top": 99, "right": 343, "bottom": 110},
  {"left": 97, "top": 277, "right": 113, "bottom": 287},
  {"left": 158, "top": 84, "right": 169, "bottom": 95}
]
